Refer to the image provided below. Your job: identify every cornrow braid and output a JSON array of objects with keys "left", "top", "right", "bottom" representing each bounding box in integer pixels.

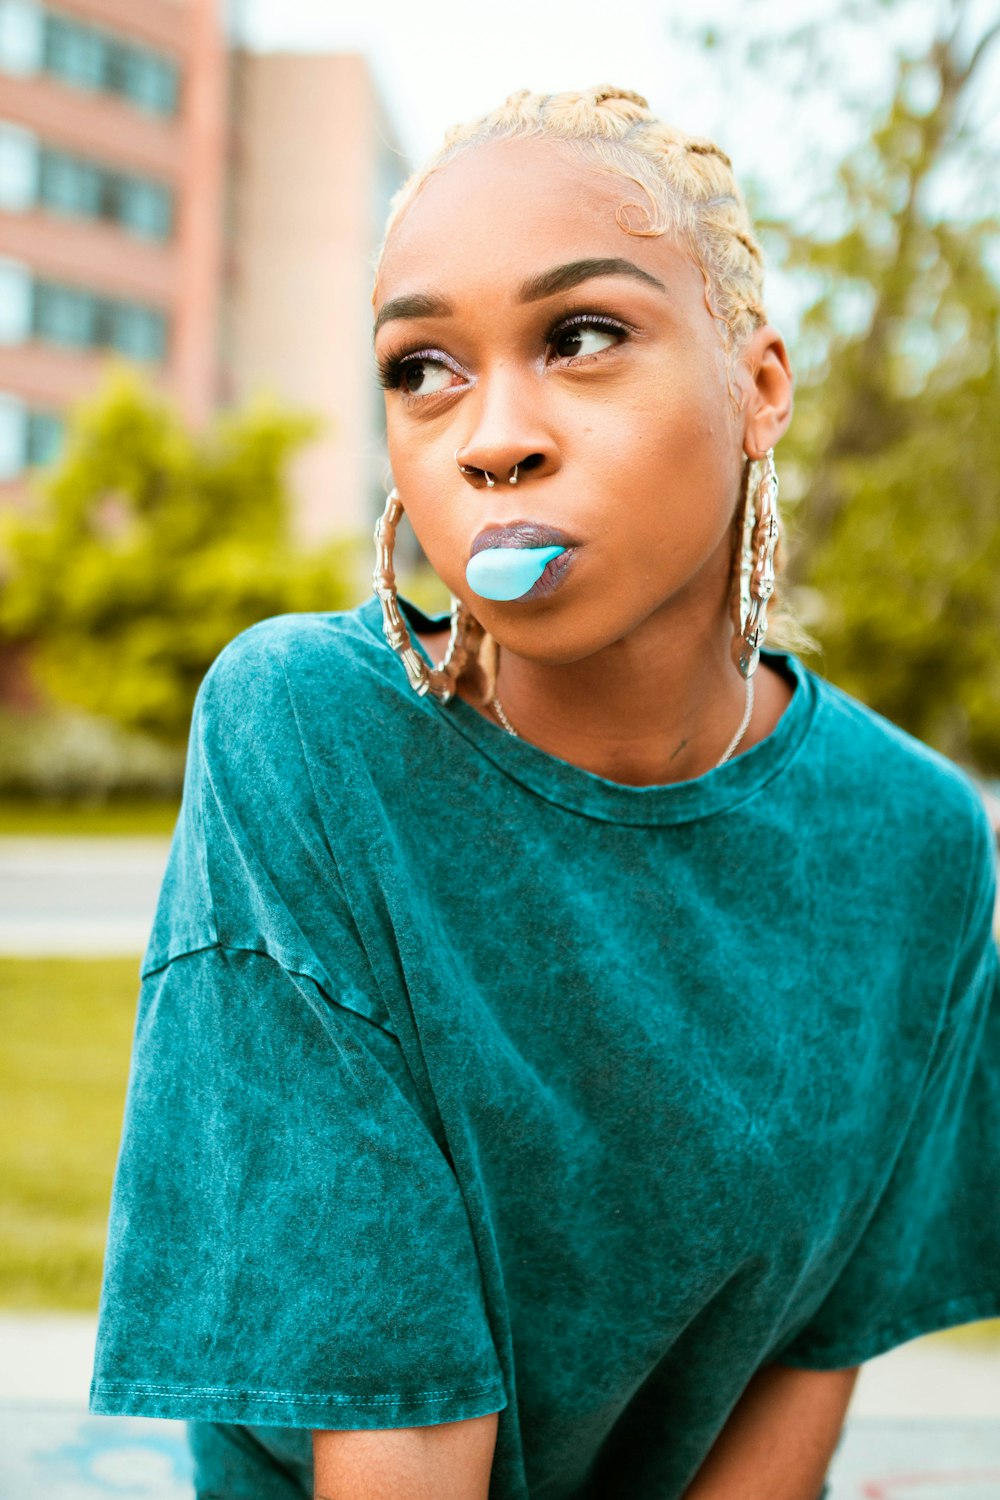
[
  {"left": 686, "top": 139, "right": 733, "bottom": 167},
  {"left": 588, "top": 86, "right": 650, "bottom": 107},
  {"left": 372, "top": 85, "right": 768, "bottom": 395}
]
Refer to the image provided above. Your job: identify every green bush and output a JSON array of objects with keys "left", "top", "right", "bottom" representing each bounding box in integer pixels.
[
  {"left": 0, "top": 705, "right": 185, "bottom": 801},
  {"left": 0, "top": 366, "right": 366, "bottom": 746}
]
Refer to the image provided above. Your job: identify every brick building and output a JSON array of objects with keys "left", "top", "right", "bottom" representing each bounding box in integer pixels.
[{"left": 0, "top": 0, "right": 405, "bottom": 543}]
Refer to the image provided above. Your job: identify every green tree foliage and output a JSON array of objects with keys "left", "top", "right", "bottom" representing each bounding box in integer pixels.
[
  {"left": 0, "top": 367, "right": 364, "bottom": 744},
  {"left": 750, "top": 2, "right": 1000, "bottom": 770}
]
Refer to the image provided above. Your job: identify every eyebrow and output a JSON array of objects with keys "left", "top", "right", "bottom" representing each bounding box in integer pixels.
[{"left": 372, "top": 257, "right": 667, "bottom": 339}]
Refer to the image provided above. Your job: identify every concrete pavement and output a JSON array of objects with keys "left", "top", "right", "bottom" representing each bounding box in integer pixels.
[{"left": 0, "top": 836, "right": 169, "bottom": 954}]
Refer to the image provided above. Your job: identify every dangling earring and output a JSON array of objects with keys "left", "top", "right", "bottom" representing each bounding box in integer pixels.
[
  {"left": 730, "top": 448, "right": 780, "bottom": 679},
  {"left": 372, "top": 487, "right": 500, "bottom": 703}
]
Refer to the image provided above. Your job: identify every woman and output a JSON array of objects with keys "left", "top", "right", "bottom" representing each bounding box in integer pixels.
[{"left": 90, "top": 87, "right": 1000, "bottom": 1500}]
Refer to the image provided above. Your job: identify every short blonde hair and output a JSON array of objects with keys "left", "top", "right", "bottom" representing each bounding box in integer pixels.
[{"left": 373, "top": 83, "right": 768, "bottom": 394}]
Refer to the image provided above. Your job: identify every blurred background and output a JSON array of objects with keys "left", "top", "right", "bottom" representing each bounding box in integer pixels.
[{"left": 0, "top": 0, "right": 998, "bottom": 1495}]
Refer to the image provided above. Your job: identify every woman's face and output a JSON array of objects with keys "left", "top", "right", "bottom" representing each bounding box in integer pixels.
[{"left": 373, "top": 134, "right": 790, "bottom": 668}]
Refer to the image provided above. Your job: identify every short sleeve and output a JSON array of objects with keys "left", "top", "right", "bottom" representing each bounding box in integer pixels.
[
  {"left": 773, "top": 799, "right": 1000, "bottom": 1369},
  {"left": 138, "top": 616, "right": 382, "bottom": 1020},
  {"left": 89, "top": 943, "right": 507, "bottom": 1428}
]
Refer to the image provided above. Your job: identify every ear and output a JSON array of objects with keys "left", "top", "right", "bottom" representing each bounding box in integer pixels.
[{"left": 737, "top": 324, "right": 793, "bottom": 460}]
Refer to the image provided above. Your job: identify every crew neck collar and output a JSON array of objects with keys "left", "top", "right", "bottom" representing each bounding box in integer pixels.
[{"left": 358, "top": 593, "right": 818, "bottom": 826}]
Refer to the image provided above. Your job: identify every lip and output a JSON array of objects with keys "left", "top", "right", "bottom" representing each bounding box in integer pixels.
[
  {"left": 469, "top": 520, "right": 580, "bottom": 560},
  {"left": 519, "top": 544, "right": 578, "bottom": 601}
]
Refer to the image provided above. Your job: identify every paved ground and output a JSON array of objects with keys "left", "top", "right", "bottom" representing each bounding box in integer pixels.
[
  {"left": 0, "top": 836, "right": 170, "bottom": 954},
  {"left": 0, "top": 1315, "right": 997, "bottom": 1497},
  {"left": 12, "top": 1411, "right": 1000, "bottom": 1500}
]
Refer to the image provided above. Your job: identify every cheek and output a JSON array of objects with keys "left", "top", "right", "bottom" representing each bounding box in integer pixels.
[
  {"left": 385, "top": 409, "right": 412, "bottom": 484},
  {"left": 589, "top": 380, "right": 738, "bottom": 572},
  {"left": 386, "top": 452, "right": 464, "bottom": 579},
  {"left": 386, "top": 420, "right": 439, "bottom": 517},
  {"left": 583, "top": 344, "right": 727, "bottom": 466},
  {"left": 583, "top": 375, "right": 725, "bottom": 507}
]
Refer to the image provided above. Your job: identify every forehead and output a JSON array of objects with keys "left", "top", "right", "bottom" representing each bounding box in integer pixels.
[{"left": 376, "top": 135, "right": 702, "bottom": 311}]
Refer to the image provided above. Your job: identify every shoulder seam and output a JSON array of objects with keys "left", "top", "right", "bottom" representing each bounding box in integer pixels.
[{"left": 140, "top": 942, "right": 400, "bottom": 1039}]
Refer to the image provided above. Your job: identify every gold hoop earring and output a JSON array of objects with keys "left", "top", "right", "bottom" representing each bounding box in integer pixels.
[
  {"left": 730, "top": 448, "right": 779, "bottom": 679},
  {"left": 372, "top": 488, "right": 499, "bottom": 703}
]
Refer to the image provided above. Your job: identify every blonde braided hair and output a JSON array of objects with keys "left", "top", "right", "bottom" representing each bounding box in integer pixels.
[
  {"left": 373, "top": 84, "right": 768, "bottom": 394},
  {"left": 373, "top": 84, "right": 814, "bottom": 661}
]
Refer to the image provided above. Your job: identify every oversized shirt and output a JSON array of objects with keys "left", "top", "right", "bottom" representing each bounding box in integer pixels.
[{"left": 90, "top": 593, "right": 1000, "bottom": 1500}]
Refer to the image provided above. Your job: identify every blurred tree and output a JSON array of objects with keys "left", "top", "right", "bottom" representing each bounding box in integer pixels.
[
  {"left": 686, "top": 0, "right": 1000, "bottom": 771},
  {"left": 0, "top": 367, "right": 364, "bottom": 744}
]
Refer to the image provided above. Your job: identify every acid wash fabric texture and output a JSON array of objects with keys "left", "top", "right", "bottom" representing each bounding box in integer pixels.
[{"left": 90, "top": 594, "right": 1000, "bottom": 1500}]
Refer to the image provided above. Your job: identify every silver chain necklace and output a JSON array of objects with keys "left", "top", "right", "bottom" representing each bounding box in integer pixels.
[{"left": 490, "top": 675, "right": 755, "bottom": 770}]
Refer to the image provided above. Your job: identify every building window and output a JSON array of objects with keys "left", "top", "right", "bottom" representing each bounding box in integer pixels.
[
  {"left": 42, "top": 10, "right": 104, "bottom": 91},
  {"left": 0, "top": 390, "right": 26, "bottom": 479},
  {"left": 31, "top": 278, "right": 168, "bottom": 360},
  {"left": 107, "top": 302, "right": 166, "bottom": 361},
  {"left": 0, "top": 121, "right": 38, "bottom": 210},
  {"left": 25, "top": 405, "right": 64, "bottom": 465},
  {"left": 37, "top": 7, "right": 180, "bottom": 116},
  {"left": 120, "top": 45, "right": 178, "bottom": 115},
  {"left": 0, "top": 391, "right": 65, "bottom": 477},
  {"left": 115, "top": 175, "right": 173, "bottom": 240},
  {"left": 34, "top": 144, "right": 174, "bottom": 240},
  {"left": 0, "top": 0, "right": 44, "bottom": 76},
  {"left": 38, "top": 147, "right": 102, "bottom": 216},
  {"left": 0, "top": 257, "right": 33, "bottom": 344},
  {"left": 33, "top": 281, "right": 96, "bottom": 346}
]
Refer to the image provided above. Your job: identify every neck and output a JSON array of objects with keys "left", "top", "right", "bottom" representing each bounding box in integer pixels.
[{"left": 487, "top": 605, "right": 748, "bottom": 787}]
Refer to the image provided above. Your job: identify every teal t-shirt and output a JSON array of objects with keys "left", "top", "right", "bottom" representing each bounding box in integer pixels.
[{"left": 90, "top": 593, "right": 1000, "bottom": 1500}]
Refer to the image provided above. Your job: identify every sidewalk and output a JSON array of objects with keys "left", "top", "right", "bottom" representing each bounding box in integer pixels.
[
  {"left": 0, "top": 1315, "right": 997, "bottom": 1497},
  {"left": 0, "top": 836, "right": 169, "bottom": 954}
]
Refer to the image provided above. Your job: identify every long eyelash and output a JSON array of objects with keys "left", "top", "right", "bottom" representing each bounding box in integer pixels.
[
  {"left": 375, "top": 346, "right": 451, "bottom": 391},
  {"left": 377, "top": 350, "right": 423, "bottom": 391},
  {"left": 376, "top": 357, "right": 403, "bottom": 392},
  {"left": 547, "top": 312, "right": 632, "bottom": 347}
]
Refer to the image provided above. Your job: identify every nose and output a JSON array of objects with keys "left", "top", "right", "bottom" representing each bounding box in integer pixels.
[
  {"left": 456, "top": 449, "right": 546, "bottom": 486},
  {"left": 454, "top": 373, "right": 557, "bottom": 488}
]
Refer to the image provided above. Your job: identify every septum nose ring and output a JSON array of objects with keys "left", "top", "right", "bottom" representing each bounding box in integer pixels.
[{"left": 454, "top": 449, "right": 519, "bottom": 486}]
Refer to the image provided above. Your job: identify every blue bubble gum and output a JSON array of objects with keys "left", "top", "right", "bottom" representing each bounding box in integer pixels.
[{"left": 466, "top": 545, "right": 566, "bottom": 601}]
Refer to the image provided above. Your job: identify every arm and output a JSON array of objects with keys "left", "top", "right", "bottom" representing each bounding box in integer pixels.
[
  {"left": 312, "top": 1411, "right": 499, "bottom": 1500},
  {"left": 681, "top": 1363, "right": 860, "bottom": 1500}
]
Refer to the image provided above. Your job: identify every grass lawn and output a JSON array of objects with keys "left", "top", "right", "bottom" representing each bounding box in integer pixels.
[
  {"left": 0, "top": 956, "right": 141, "bottom": 1311},
  {"left": 0, "top": 798, "right": 180, "bottom": 836}
]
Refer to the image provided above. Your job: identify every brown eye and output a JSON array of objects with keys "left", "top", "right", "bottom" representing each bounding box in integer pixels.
[
  {"left": 400, "top": 359, "right": 452, "bottom": 394},
  {"left": 553, "top": 323, "right": 621, "bottom": 359}
]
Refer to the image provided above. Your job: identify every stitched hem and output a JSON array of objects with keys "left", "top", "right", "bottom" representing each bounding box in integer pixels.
[
  {"left": 772, "top": 1289, "right": 1000, "bottom": 1369},
  {"left": 88, "top": 1376, "right": 508, "bottom": 1430}
]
